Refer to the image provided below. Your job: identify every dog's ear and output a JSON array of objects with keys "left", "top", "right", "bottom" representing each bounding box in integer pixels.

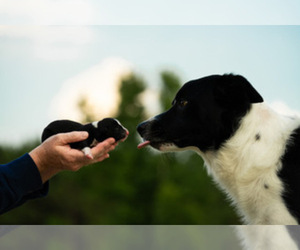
[{"left": 215, "top": 74, "right": 263, "bottom": 105}]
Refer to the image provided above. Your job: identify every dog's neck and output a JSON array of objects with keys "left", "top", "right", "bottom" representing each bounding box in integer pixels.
[{"left": 196, "top": 103, "right": 300, "bottom": 224}]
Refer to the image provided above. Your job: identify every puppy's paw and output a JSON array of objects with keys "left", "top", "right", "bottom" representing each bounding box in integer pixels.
[{"left": 82, "top": 147, "right": 93, "bottom": 159}]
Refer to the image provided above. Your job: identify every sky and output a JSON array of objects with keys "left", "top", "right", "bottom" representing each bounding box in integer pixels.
[{"left": 0, "top": 1, "right": 300, "bottom": 145}]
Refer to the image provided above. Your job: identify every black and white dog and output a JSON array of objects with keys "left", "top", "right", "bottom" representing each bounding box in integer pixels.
[
  {"left": 42, "top": 118, "right": 128, "bottom": 159},
  {"left": 137, "top": 74, "right": 300, "bottom": 249}
]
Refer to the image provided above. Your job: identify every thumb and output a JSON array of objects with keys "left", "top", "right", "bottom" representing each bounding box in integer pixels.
[{"left": 58, "top": 131, "right": 89, "bottom": 145}]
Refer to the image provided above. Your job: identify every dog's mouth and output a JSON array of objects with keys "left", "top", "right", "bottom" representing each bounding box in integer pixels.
[
  {"left": 137, "top": 139, "right": 176, "bottom": 151},
  {"left": 137, "top": 138, "right": 164, "bottom": 150}
]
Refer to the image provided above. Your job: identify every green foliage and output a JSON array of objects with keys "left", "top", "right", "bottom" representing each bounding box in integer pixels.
[
  {"left": 159, "top": 71, "right": 182, "bottom": 110},
  {"left": 0, "top": 71, "right": 239, "bottom": 225},
  {"left": 77, "top": 95, "right": 98, "bottom": 123}
]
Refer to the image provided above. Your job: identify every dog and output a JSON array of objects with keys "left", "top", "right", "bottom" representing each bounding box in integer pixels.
[
  {"left": 42, "top": 118, "right": 128, "bottom": 159},
  {"left": 137, "top": 74, "right": 300, "bottom": 249}
]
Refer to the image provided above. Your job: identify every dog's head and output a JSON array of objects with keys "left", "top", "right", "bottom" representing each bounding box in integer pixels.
[
  {"left": 93, "top": 118, "right": 129, "bottom": 142},
  {"left": 137, "top": 74, "right": 263, "bottom": 152}
]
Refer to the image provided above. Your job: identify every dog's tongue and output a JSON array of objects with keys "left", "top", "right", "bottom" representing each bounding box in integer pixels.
[{"left": 137, "top": 140, "right": 151, "bottom": 149}]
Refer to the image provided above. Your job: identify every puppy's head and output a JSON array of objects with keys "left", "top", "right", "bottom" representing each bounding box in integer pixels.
[
  {"left": 137, "top": 74, "right": 263, "bottom": 152},
  {"left": 94, "top": 118, "right": 129, "bottom": 142}
]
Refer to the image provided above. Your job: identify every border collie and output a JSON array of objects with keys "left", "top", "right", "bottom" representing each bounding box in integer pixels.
[{"left": 137, "top": 74, "right": 300, "bottom": 249}]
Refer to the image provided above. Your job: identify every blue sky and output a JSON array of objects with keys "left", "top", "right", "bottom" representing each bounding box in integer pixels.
[
  {"left": 1, "top": 1, "right": 300, "bottom": 145},
  {"left": 1, "top": 0, "right": 300, "bottom": 25}
]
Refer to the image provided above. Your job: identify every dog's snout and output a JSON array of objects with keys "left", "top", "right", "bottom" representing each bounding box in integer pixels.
[{"left": 137, "top": 121, "right": 149, "bottom": 136}]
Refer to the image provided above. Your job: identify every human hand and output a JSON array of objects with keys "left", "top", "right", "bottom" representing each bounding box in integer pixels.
[{"left": 29, "top": 131, "right": 117, "bottom": 183}]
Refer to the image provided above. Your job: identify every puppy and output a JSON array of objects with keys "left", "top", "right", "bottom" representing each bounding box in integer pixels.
[
  {"left": 42, "top": 118, "right": 128, "bottom": 159},
  {"left": 137, "top": 74, "right": 300, "bottom": 249}
]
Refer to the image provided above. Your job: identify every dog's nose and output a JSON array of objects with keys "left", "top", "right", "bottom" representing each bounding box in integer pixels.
[{"left": 137, "top": 121, "right": 148, "bottom": 136}]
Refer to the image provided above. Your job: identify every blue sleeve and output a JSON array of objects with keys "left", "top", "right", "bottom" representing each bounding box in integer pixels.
[{"left": 0, "top": 153, "right": 49, "bottom": 214}]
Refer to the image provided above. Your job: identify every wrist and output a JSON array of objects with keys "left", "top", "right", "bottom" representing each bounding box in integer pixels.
[{"left": 29, "top": 146, "right": 60, "bottom": 184}]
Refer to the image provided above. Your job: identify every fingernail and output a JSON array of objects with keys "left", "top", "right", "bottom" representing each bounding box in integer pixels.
[{"left": 86, "top": 153, "right": 94, "bottom": 160}]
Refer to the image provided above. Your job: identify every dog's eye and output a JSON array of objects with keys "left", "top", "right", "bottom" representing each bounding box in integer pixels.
[{"left": 179, "top": 100, "right": 188, "bottom": 107}]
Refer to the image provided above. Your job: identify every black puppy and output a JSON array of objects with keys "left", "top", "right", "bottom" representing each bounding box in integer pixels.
[{"left": 42, "top": 118, "right": 129, "bottom": 159}]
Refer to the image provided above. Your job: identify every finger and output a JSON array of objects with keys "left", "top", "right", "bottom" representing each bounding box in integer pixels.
[
  {"left": 58, "top": 131, "right": 89, "bottom": 145},
  {"left": 102, "top": 137, "right": 116, "bottom": 145},
  {"left": 63, "top": 137, "right": 115, "bottom": 164},
  {"left": 78, "top": 152, "right": 110, "bottom": 167},
  {"left": 72, "top": 150, "right": 111, "bottom": 169},
  {"left": 91, "top": 138, "right": 115, "bottom": 152},
  {"left": 90, "top": 142, "right": 115, "bottom": 160},
  {"left": 95, "top": 153, "right": 110, "bottom": 162},
  {"left": 91, "top": 145, "right": 115, "bottom": 160}
]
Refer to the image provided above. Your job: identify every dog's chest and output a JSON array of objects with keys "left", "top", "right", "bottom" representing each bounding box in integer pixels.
[{"left": 202, "top": 104, "right": 300, "bottom": 224}]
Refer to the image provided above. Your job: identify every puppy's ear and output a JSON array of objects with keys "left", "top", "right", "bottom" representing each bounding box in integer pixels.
[{"left": 215, "top": 74, "right": 263, "bottom": 105}]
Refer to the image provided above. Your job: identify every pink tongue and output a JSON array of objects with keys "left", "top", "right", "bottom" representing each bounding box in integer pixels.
[{"left": 137, "top": 140, "right": 151, "bottom": 149}]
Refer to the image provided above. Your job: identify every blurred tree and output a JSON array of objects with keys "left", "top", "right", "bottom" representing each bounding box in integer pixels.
[
  {"left": 0, "top": 70, "right": 239, "bottom": 225},
  {"left": 116, "top": 73, "right": 147, "bottom": 134},
  {"left": 77, "top": 94, "right": 98, "bottom": 123},
  {"left": 159, "top": 71, "right": 181, "bottom": 110}
]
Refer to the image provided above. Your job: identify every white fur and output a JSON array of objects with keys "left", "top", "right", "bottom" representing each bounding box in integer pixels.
[
  {"left": 92, "top": 121, "right": 98, "bottom": 128},
  {"left": 236, "top": 226, "right": 298, "bottom": 250},
  {"left": 82, "top": 147, "right": 92, "bottom": 158},
  {"left": 150, "top": 102, "right": 300, "bottom": 249},
  {"left": 158, "top": 103, "right": 300, "bottom": 249},
  {"left": 113, "top": 118, "right": 127, "bottom": 132},
  {"left": 161, "top": 103, "right": 299, "bottom": 225},
  {"left": 154, "top": 101, "right": 300, "bottom": 249},
  {"left": 200, "top": 103, "right": 299, "bottom": 225}
]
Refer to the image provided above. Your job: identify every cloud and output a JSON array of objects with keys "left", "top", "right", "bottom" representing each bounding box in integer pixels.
[
  {"left": 32, "top": 26, "right": 93, "bottom": 61},
  {"left": 49, "top": 57, "right": 133, "bottom": 121},
  {"left": 0, "top": 26, "right": 94, "bottom": 61},
  {"left": 1, "top": 0, "right": 300, "bottom": 25},
  {"left": 139, "top": 88, "right": 161, "bottom": 117},
  {"left": 270, "top": 101, "right": 300, "bottom": 117},
  {"left": 0, "top": 0, "right": 95, "bottom": 25}
]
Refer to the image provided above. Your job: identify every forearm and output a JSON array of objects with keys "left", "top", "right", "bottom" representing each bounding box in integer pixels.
[{"left": 0, "top": 154, "right": 49, "bottom": 214}]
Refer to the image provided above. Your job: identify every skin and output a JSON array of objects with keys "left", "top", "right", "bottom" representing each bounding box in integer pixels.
[{"left": 29, "top": 131, "right": 117, "bottom": 184}]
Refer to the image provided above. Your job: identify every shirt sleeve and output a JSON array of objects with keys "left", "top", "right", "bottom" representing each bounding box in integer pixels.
[{"left": 0, "top": 153, "right": 49, "bottom": 214}]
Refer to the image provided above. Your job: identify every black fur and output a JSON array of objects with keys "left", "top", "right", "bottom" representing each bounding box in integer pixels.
[
  {"left": 279, "top": 127, "right": 300, "bottom": 223},
  {"left": 137, "top": 74, "right": 263, "bottom": 151},
  {"left": 137, "top": 73, "right": 300, "bottom": 226},
  {"left": 42, "top": 118, "right": 127, "bottom": 150}
]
